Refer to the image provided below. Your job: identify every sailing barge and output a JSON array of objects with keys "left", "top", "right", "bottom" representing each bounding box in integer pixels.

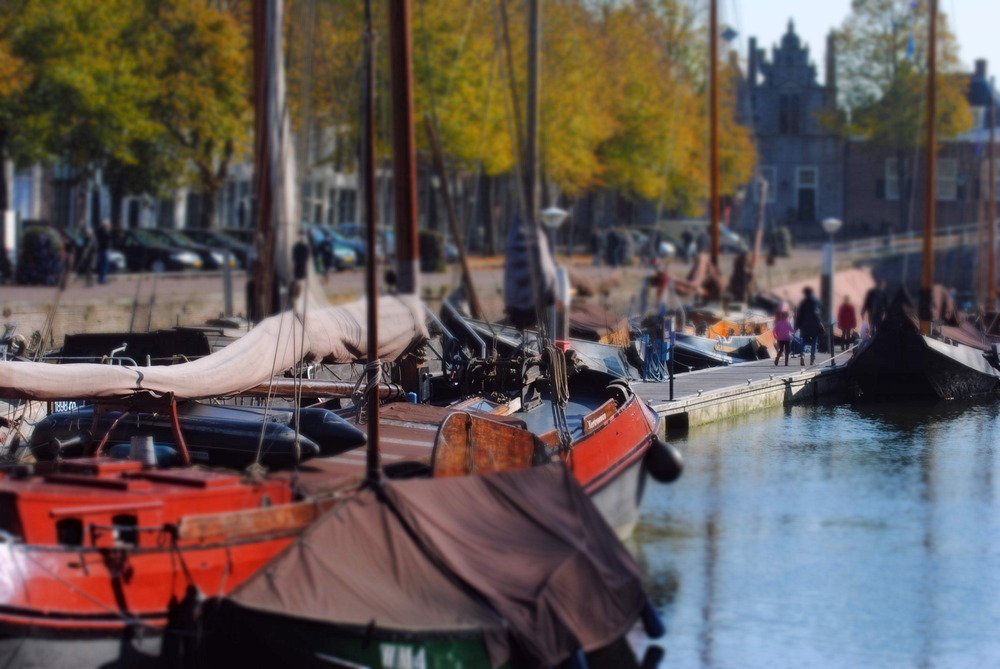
[
  {"left": 847, "top": 292, "right": 1000, "bottom": 400},
  {"left": 0, "top": 300, "right": 677, "bottom": 666}
]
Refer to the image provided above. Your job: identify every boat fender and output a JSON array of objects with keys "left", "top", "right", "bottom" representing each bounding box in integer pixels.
[
  {"left": 296, "top": 409, "right": 367, "bottom": 455},
  {"left": 52, "top": 430, "right": 91, "bottom": 456},
  {"left": 640, "top": 645, "right": 665, "bottom": 669},
  {"left": 606, "top": 379, "right": 632, "bottom": 406},
  {"left": 641, "top": 600, "right": 666, "bottom": 639},
  {"left": 645, "top": 439, "right": 683, "bottom": 483}
]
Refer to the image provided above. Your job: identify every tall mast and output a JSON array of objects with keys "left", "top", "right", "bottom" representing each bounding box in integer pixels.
[
  {"left": 990, "top": 76, "right": 996, "bottom": 312},
  {"left": 709, "top": 0, "right": 720, "bottom": 267},
  {"left": 362, "top": 0, "right": 380, "bottom": 485},
  {"left": 251, "top": 0, "right": 276, "bottom": 320},
  {"left": 526, "top": 0, "right": 540, "bottom": 224},
  {"left": 520, "top": 0, "right": 550, "bottom": 335},
  {"left": 388, "top": 0, "right": 419, "bottom": 295},
  {"left": 920, "top": 0, "right": 938, "bottom": 336}
]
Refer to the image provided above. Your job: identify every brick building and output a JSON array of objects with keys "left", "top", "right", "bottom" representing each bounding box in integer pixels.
[{"left": 842, "top": 59, "right": 1000, "bottom": 236}]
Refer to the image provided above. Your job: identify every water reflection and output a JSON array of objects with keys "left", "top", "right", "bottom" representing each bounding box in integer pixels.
[{"left": 637, "top": 398, "right": 1000, "bottom": 668}]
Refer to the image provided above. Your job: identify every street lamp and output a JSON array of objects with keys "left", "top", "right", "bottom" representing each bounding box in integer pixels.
[
  {"left": 821, "top": 217, "right": 842, "bottom": 364},
  {"left": 540, "top": 206, "right": 568, "bottom": 257}
]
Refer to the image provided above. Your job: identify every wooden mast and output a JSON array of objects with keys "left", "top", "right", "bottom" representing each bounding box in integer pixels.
[
  {"left": 388, "top": 0, "right": 419, "bottom": 296},
  {"left": 709, "top": 0, "right": 720, "bottom": 267},
  {"left": 920, "top": 0, "right": 937, "bottom": 336},
  {"left": 990, "top": 76, "right": 997, "bottom": 311},
  {"left": 251, "top": 0, "right": 276, "bottom": 320},
  {"left": 362, "top": 0, "right": 380, "bottom": 484}
]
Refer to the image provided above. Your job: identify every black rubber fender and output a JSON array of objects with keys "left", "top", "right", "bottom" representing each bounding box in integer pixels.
[{"left": 645, "top": 438, "right": 683, "bottom": 483}]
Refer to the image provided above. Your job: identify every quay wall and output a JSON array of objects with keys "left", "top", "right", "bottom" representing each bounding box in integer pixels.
[{"left": 644, "top": 363, "right": 847, "bottom": 437}]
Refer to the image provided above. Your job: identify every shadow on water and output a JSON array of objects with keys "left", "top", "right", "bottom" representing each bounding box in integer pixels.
[{"left": 637, "top": 396, "right": 1000, "bottom": 669}]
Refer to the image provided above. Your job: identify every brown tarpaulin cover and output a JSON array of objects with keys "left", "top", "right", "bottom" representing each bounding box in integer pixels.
[
  {"left": 0, "top": 296, "right": 427, "bottom": 401},
  {"left": 568, "top": 301, "right": 629, "bottom": 341},
  {"left": 224, "top": 463, "right": 647, "bottom": 668}
]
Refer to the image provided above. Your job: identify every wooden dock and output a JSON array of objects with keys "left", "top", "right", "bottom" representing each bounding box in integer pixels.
[{"left": 634, "top": 352, "right": 851, "bottom": 433}]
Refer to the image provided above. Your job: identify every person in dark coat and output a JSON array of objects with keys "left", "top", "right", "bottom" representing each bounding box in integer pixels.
[
  {"left": 861, "top": 279, "right": 888, "bottom": 334},
  {"left": 95, "top": 220, "right": 111, "bottom": 284},
  {"left": 796, "top": 286, "right": 823, "bottom": 366},
  {"left": 680, "top": 228, "right": 694, "bottom": 263}
]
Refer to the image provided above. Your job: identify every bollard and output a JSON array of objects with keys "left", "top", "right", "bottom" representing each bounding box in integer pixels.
[
  {"left": 829, "top": 319, "right": 836, "bottom": 368},
  {"left": 130, "top": 435, "right": 157, "bottom": 467}
]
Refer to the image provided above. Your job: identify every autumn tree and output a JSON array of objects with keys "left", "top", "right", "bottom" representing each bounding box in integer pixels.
[
  {"left": 145, "top": 0, "right": 251, "bottom": 229},
  {"left": 8, "top": 0, "right": 163, "bottom": 226},
  {"left": 0, "top": 5, "right": 28, "bottom": 212},
  {"left": 834, "top": 0, "right": 972, "bottom": 229}
]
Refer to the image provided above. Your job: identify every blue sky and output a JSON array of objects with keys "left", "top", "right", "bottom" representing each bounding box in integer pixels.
[{"left": 728, "top": 1, "right": 998, "bottom": 78}]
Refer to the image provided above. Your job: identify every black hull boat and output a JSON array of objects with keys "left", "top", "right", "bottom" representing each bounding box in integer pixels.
[{"left": 847, "top": 298, "right": 1000, "bottom": 401}]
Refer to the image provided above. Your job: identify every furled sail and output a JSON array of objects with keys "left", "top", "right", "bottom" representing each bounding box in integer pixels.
[{"left": 0, "top": 296, "right": 427, "bottom": 401}]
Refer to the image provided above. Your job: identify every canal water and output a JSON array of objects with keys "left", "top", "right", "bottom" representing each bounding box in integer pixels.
[{"left": 635, "top": 399, "right": 1000, "bottom": 668}]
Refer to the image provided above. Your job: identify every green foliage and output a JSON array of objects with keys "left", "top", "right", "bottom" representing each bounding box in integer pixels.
[
  {"left": 832, "top": 0, "right": 972, "bottom": 227},
  {"left": 2, "top": 0, "right": 758, "bottom": 224},
  {"left": 834, "top": 0, "right": 972, "bottom": 145},
  {"left": 0, "top": 0, "right": 250, "bottom": 225}
]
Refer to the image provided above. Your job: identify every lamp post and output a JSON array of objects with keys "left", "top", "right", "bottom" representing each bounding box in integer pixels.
[
  {"left": 540, "top": 206, "right": 569, "bottom": 341},
  {"left": 540, "top": 206, "right": 568, "bottom": 257},
  {"left": 821, "top": 217, "right": 842, "bottom": 363}
]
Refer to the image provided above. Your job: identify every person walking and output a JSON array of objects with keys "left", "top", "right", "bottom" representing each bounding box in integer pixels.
[
  {"left": 77, "top": 224, "right": 96, "bottom": 286},
  {"left": 95, "top": 220, "right": 111, "bottom": 284},
  {"left": 773, "top": 310, "right": 794, "bottom": 366},
  {"left": 861, "top": 279, "right": 888, "bottom": 334},
  {"left": 796, "top": 286, "right": 823, "bottom": 366},
  {"left": 680, "top": 227, "right": 693, "bottom": 263},
  {"left": 837, "top": 295, "right": 858, "bottom": 351}
]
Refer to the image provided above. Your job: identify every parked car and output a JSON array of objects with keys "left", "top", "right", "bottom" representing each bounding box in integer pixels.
[
  {"left": 182, "top": 229, "right": 252, "bottom": 268},
  {"left": 334, "top": 223, "right": 395, "bottom": 261},
  {"left": 305, "top": 224, "right": 358, "bottom": 271},
  {"left": 142, "top": 229, "right": 231, "bottom": 270},
  {"left": 319, "top": 226, "right": 366, "bottom": 264},
  {"left": 113, "top": 229, "right": 203, "bottom": 272},
  {"left": 719, "top": 225, "right": 747, "bottom": 254},
  {"left": 22, "top": 223, "right": 126, "bottom": 276}
]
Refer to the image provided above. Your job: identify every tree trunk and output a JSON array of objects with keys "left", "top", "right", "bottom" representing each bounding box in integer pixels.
[
  {"left": 0, "top": 130, "right": 8, "bottom": 213},
  {"left": 199, "top": 151, "right": 231, "bottom": 230},
  {"left": 199, "top": 174, "right": 219, "bottom": 230},
  {"left": 896, "top": 149, "right": 909, "bottom": 233},
  {"left": 109, "top": 177, "right": 125, "bottom": 230}
]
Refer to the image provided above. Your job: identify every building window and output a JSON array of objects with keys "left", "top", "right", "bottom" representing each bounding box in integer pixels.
[
  {"left": 779, "top": 95, "right": 801, "bottom": 135},
  {"left": 979, "top": 159, "right": 1000, "bottom": 199},
  {"left": 796, "top": 166, "right": 817, "bottom": 189},
  {"left": 937, "top": 158, "right": 957, "bottom": 201},
  {"left": 759, "top": 167, "right": 776, "bottom": 203},
  {"left": 885, "top": 158, "right": 900, "bottom": 201},
  {"left": 795, "top": 167, "right": 818, "bottom": 223},
  {"left": 971, "top": 107, "right": 987, "bottom": 130}
]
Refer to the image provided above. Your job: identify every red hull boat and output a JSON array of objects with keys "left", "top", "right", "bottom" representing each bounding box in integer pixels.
[{"left": 0, "top": 375, "right": 674, "bottom": 667}]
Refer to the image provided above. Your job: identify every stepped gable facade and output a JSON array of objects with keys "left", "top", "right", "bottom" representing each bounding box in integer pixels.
[{"left": 744, "top": 21, "right": 845, "bottom": 240}]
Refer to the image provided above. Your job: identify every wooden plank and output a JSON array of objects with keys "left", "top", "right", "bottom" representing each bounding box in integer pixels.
[
  {"left": 177, "top": 497, "right": 340, "bottom": 543},
  {"left": 431, "top": 413, "right": 537, "bottom": 478}
]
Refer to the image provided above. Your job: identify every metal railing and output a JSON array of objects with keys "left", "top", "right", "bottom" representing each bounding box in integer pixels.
[{"left": 833, "top": 221, "right": 993, "bottom": 257}]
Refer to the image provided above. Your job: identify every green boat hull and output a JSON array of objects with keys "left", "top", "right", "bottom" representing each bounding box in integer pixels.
[{"left": 207, "top": 603, "right": 503, "bottom": 669}]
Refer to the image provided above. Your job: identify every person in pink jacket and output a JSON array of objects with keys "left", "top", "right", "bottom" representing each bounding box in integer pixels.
[{"left": 773, "top": 310, "right": 794, "bottom": 366}]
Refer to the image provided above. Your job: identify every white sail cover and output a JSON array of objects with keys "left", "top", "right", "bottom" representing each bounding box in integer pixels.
[{"left": 0, "top": 296, "right": 427, "bottom": 401}]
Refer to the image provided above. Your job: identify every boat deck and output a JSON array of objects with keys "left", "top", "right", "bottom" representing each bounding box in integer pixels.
[{"left": 285, "top": 403, "right": 527, "bottom": 493}]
